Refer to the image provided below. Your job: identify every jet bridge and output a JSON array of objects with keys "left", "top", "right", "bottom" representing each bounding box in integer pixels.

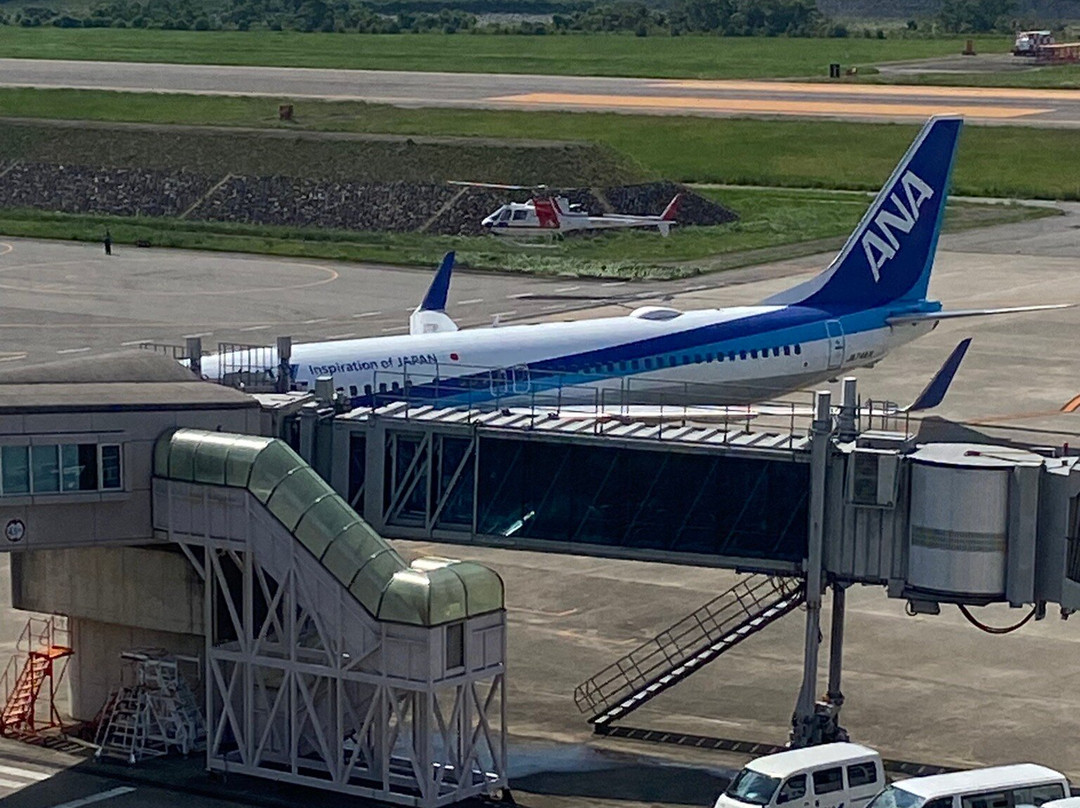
[{"left": 317, "top": 384, "right": 1080, "bottom": 745}]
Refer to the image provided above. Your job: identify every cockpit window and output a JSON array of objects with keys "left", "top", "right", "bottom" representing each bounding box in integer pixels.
[{"left": 499, "top": 208, "right": 512, "bottom": 222}]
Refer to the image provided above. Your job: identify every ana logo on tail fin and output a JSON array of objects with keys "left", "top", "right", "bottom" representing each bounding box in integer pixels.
[{"left": 764, "top": 115, "right": 963, "bottom": 310}]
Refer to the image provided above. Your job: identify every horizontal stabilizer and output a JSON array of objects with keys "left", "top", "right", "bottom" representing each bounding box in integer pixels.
[
  {"left": 904, "top": 337, "right": 971, "bottom": 412},
  {"left": 887, "top": 303, "right": 1072, "bottom": 325}
]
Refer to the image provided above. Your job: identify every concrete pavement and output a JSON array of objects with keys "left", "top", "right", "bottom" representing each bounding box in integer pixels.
[{"left": 2, "top": 58, "right": 1079, "bottom": 126}]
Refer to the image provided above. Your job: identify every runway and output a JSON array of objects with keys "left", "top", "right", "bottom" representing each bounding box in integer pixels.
[{"left": 1, "top": 58, "right": 1079, "bottom": 126}]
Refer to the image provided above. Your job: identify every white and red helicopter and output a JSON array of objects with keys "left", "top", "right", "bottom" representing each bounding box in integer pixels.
[{"left": 453, "top": 181, "right": 681, "bottom": 237}]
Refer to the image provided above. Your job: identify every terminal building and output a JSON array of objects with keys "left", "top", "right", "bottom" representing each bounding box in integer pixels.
[{"left": 1, "top": 350, "right": 1079, "bottom": 805}]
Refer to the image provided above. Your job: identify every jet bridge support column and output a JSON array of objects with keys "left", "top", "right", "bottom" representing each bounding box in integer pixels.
[{"left": 791, "top": 391, "right": 831, "bottom": 748}]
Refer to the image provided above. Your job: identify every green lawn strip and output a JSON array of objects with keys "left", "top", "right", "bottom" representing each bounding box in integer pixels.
[
  {"left": 2, "top": 91, "right": 1079, "bottom": 198},
  {"left": 0, "top": 195, "right": 1052, "bottom": 280},
  {"left": 849, "top": 64, "right": 1080, "bottom": 89},
  {"left": 0, "top": 28, "right": 1009, "bottom": 79}
]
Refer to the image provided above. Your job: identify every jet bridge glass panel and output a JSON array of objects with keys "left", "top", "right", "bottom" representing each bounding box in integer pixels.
[{"left": 475, "top": 437, "right": 809, "bottom": 562}]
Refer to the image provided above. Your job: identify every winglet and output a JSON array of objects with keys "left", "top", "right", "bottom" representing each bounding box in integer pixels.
[
  {"left": 411, "top": 253, "right": 459, "bottom": 335},
  {"left": 419, "top": 252, "right": 455, "bottom": 312},
  {"left": 904, "top": 338, "right": 971, "bottom": 412}
]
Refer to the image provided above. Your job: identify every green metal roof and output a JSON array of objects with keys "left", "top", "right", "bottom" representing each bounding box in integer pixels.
[{"left": 154, "top": 428, "right": 503, "bottom": 627}]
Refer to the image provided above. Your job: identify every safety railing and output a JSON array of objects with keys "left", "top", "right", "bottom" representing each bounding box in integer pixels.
[{"left": 574, "top": 575, "right": 804, "bottom": 724}]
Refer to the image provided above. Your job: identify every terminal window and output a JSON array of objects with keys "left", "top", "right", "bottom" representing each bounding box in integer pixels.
[{"left": 0, "top": 443, "right": 122, "bottom": 496}]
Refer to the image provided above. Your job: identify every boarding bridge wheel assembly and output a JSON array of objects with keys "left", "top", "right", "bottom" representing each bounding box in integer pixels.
[
  {"left": 574, "top": 574, "right": 806, "bottom": 731},
  {"left": 0, "top": 616, "right": 72, "bottom": 740},
  {"left": 152, "top": 429, "right": 508, "bottom": 808}
]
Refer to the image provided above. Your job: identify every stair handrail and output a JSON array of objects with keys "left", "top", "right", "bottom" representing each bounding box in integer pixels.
[{"left": 574, "top": 575, "right": 803, "bottom": 714}]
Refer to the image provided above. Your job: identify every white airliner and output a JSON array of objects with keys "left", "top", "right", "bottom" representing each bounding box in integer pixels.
[{"left": 200, "top": 116, "right": 1067, "bottom": 408}]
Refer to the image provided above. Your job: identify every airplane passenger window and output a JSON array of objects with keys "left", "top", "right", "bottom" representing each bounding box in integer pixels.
[
  {"left": 349, "top": 385, "right": 358, "bottom": 397},
  {"left": 643, "top": 358, "right": 653, "bottom": 369},
  {"left": 364, "top": 384, "right": 373, "bottom": 395},
  {"left": 391, "top": 382, "right": 401, "bottom": 392},
  {"left": 694, "top": 354, "right": 703, "bottom": 364},
  {"left": 784, "top": 346, "right": 791, "bottom": 356},
  {"left": 728, "top": 351, "right": 736, "bottom": 361},
  {"left": 739, "top": 351, "right": 747, "bottom": 360},
  {"left": 773, "top": 347, "right": 781, "bottom": 357},
  {"left": 706, "top": 353, "right": 714, "bottom": 362},
  {"left": 750, "top": 350, "right": 758, "bottom": 359},
  {"left": 631, "top": 360, "right": 639, "bottom": 370},
  {"left": 379, "top": 383, "right": 387, "bottom": 393},
  {"left": 512, "top": 210, "right": 528, "bottom": 220},
  {"left": 682, "top": 356, "right": 689, "bottom": 365},
  {"left": 794, "top": 344, "right": 802, "bottom": 355}
]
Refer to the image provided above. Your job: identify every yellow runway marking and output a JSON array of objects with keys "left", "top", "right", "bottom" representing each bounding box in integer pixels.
[
  {"left": 490, "top": 93, "right": 1050, "bottom": 119},
  {"left": 652, "top": 80, "right": 1080, "bottom": 102}
]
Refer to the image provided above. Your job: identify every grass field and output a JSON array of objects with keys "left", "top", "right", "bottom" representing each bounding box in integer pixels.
[
  {"left": 855, "top": 64, "right": 1080, "bottom": 89},
  {"left": 0, "top": 191, "right": 1051, "bottom": 279},
  {"left": 2, "top": 89, "right": 1080, "bottom": 199},
  {"left": 0, "top": 28, "right": 1012, "bottom": 79}
]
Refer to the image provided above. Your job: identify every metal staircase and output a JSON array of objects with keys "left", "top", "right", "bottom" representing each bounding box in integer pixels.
[
  {"left": 574, "top": 575, "right": 805, "bottom": 728},
  {"left": 0, "top": 616, "right": 72, "bottom": 738},
  {"left": 95, "top": 650, "right": 204, "bottom": 763}
]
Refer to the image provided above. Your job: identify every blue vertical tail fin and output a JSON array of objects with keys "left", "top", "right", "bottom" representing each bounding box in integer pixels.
[{"left": 764, "top": 115, "right": 963, "bottom": 310}]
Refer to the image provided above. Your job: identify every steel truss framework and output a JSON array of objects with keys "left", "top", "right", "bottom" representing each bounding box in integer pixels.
[
  {"left": 154, "top": 479, "right": 507, "bottom": 807},
  {"left": 350, "top": 420, "right": 809, "bottom": 571}
]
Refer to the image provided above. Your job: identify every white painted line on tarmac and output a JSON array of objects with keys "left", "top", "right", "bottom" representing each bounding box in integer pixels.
[
  {"left": 240, "top": 325, "right": 270, "bottom": 332},
  {"left": 182, "top": 332, "right": 211, "bottom": 339},
  {"left": 601, "top": 281, "right": 627, "bottom": 287},
  {"left": 508, "top": 292, "right": 533, "bottom": 299},
  {"left": 0, "top": 353, "right": 28, "bottom": 362},
  {"left": 493, "top": 310, "right": 517, "bottom": 318},
  {"left": 47, "top": 786, "right": 136, "bottom": 808},
  {"left": 56, "top": 347, "right": 91, "bottom": 354},
  {"left": 380, "top": 326, "right": 408, "bottom": 333},
  {"left": 0, "top": 776, "right": 32, "bottom": 788},
  {"left": 457, "top": 298, "right": 483, "bottom": 305},
  {"left": 325, "top": 333, "right": 356, "bottom": 340},
  {"left": 555, "top": 285, "right": 581, "bottom": 293},
  {"left": 353, "top": 311, "right": 381, "bottom": 318},
  {"left": 302, "top": 318, "right": 327, "bottom": 325},
  {"left": 0, "top": 763, "right": 51, "bottom": 782}
]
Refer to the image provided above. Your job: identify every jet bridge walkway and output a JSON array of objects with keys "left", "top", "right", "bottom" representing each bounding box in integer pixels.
[{"left": 574, "top": 575, "right": 805, "bottom": 729}]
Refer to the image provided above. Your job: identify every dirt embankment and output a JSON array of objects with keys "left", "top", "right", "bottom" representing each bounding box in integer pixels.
[{"left": 0, "top": 121, "right": 737, "bottom": 233}]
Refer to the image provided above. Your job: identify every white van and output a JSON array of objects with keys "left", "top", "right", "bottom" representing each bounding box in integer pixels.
[
  {"left": 714, "top": 743, "right": 884, "bottom": 808},
  {"left": 866, "top": 764, "right": 1069, "bottom": 808},
  {"left": 1043, "top": 799, "right": 1080, "bottom": 808}
]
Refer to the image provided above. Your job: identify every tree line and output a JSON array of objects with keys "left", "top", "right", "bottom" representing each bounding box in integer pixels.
[{"left": 0, "top": 0, "right": 1032, "bottom": 35}]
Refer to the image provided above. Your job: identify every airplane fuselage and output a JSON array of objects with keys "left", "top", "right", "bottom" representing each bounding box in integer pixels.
[{"left": 205, "top": 303, "right": 935, "bottom": 407}]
